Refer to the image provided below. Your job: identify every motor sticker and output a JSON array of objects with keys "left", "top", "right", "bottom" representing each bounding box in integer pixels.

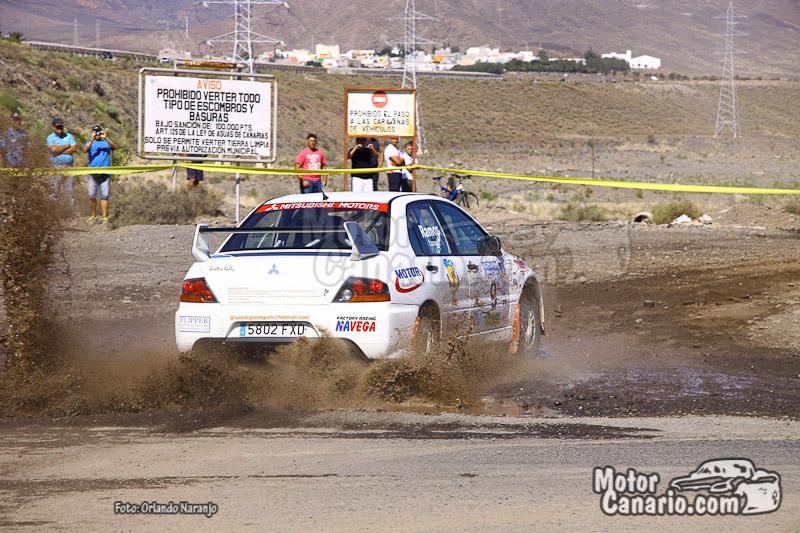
[
  {"left": 179, "top": 316, "right": 210, "bottom": 333},
  {"left": 256, "top": 202, "right": 388, "bottom": 213},
  {"left": 394, "top": 266, "right": 424, "bottom": 292}
]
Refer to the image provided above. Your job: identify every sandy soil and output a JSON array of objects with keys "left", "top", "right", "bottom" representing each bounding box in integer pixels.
[{"left": 31, "top": 199, "right": 800, "bottom": 421}]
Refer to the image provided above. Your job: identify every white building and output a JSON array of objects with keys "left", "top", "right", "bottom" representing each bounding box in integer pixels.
[{"left": 602, "top": 49, "right": 661, "bottom": 70}]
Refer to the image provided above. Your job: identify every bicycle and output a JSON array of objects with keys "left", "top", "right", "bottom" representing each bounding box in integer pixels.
[{"left": 432, "top": 173, "right": 480, "bottom": 209}]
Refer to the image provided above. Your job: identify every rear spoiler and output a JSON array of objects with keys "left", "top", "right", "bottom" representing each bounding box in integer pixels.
[{"left": 191, "top": 221, "right": 378, "bottom": 262}]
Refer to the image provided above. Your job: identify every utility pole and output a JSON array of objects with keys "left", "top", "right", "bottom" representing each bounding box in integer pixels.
[
  {"left": 204, "top": 0, "right": 288, "bottom": 73},
  {"left": 186, "top": 16, "right": 190, "bottom": 40},
  {"left": 387, "top": 0, "right": 439, "bottom": 152},
  {"left": 73, "top": 18, "right": 78, "bottom": 46},
  {"left": 95, "top": 19, "right": 100, "bottom": 49},
  {"left": 714, "top": 1, "right": 746, "bottom": 138}
]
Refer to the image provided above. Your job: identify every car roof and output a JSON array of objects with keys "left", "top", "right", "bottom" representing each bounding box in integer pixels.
[{"left": 259, "top": 191, "right": 440, "bottom": 206}]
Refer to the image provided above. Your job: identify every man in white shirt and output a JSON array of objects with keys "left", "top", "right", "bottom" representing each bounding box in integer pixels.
[
  {"left": 383, "top": 137, "right": 404, "bottom": 191},
  {"left": 400, "top": 141, "right": 416, "bottom": 192}
]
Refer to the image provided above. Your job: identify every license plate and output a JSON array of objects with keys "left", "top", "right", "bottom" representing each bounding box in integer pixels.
[{"left": 239, "top": 322, "right": 307, "bottom": 337}]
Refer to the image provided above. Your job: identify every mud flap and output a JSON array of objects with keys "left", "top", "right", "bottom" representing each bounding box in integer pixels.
[
  {"left": 508, "top": 303, "right": 521, "bottom": 353},
  {"left": 411, "top": 316, "right": 420, "bottom": 346}
]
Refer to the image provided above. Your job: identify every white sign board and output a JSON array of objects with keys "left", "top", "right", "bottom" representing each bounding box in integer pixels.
[
  {"left": 346, "top": 89, "right": 415, "bottom": 137},
  {"left": 143, "top": 75, "right": 272, "bottom": 157}
]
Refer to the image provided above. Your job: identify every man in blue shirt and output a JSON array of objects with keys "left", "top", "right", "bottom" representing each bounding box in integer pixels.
[
  {"left": 83, "top": 125, "right": 116, "bottom": 223},
  {"left": 0, "top": 111, "right": 32, "bottom": 168},
  {"left": 47, "top": 118, "right": 78, "bottom": 204}
]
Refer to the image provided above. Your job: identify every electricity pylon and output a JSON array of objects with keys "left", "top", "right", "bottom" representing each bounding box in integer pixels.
[
  {"left": 203, "top": 0, "right": 288, "bottom": 73},
  {"left": 714, "top": 1, "right": 746, "bottom": 138},
  {"left": 388, "top": 0, "right": 439, "bottom": 152}
]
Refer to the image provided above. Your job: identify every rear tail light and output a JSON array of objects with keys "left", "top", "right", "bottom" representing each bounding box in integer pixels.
[
  {"left": 180, "top": 277, "right": 218, "bottom": 303},
  {"left": 334, "top": 277, "right": 390, "bottom": 302}
]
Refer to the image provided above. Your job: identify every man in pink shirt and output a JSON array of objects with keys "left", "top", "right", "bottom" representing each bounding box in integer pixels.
[{"left": 294, "top": 133, "right": 327, "bottom": 194}]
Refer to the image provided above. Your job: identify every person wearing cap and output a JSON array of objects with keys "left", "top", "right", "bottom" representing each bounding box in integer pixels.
[
  {"left": 47, "top": 118, "right": 78, "bottom": 204},
  {"left": 0, "top": 111, "right": 32, "bottom": 168},
  {"left": 83, "top": 125, "right": 116, "bottom": 223}
]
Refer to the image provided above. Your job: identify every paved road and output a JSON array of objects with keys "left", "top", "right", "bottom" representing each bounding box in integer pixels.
[{"left": 1, "top": 414, "right": 797, "bottom": 531}]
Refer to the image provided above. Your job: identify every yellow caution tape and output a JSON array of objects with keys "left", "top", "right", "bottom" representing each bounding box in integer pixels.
[{"left": 2, "top": 163, "right": 799, "bottom": 195}]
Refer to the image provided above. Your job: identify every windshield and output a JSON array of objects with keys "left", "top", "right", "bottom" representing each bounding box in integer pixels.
[{"left": 220, "top": 201, "right": 390, "bottom": 252}]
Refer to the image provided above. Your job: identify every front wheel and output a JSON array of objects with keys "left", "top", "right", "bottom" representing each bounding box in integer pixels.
[
  {"left": 515, "top": 292, "right": 542, "bottom": 356},
  {"left": 457, "top": 191, "right": 479, "bottom": 209}
]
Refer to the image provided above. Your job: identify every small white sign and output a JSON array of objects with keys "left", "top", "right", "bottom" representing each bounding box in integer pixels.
[
  {"left": 143, "top": 75, "right": 272, "bottom": 157},
  {"left": 179, "top": 316, "right": 211, "bottom": 333}
]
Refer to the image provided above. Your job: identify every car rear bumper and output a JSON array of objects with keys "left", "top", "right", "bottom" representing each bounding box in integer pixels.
[{"left": 175, "top": 301, "right": 419, "bottom": 359}]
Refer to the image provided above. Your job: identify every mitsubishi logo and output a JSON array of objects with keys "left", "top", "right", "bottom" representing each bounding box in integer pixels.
[{"left": 268, "top": 264, "right": 279, "bottom": 274}]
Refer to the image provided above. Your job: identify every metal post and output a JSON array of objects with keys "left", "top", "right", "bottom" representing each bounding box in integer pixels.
[
  {"left": 235, "top": 173, "right": 241, "bottom": 223},
  {"left": 172, "top": 164, "right": 177, "bottom": 191}
]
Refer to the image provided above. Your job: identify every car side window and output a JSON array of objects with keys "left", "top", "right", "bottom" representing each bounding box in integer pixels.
[
  {"left": 433, "top": 202, "right": 487, "bottom": 255},
  {"left": 407, "top": 202, "right": 450, "bottom": 256}
]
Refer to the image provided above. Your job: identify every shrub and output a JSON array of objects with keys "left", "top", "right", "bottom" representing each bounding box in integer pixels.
[
  {"left": 652, "top": 200, "right": 700, "bottom": 224},
  {"left": 782, "top": 200, "right": 800, "bottom": 216},
  {"left": 557, "top": 203, "right": 607, "bottom": 222},
  {"left": 0, "top": 90, "right": 21, "bottom": 113},
  {"left": 112, "top": 182, "right": 223, "bottom": 227}
]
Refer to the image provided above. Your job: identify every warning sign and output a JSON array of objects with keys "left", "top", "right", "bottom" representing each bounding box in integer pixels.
[
  {"left": 142, "top": 75, "right": 272, "bottom": 157},
  {"left": 346, "top": 88, "right": 415, "bottom": 137}
]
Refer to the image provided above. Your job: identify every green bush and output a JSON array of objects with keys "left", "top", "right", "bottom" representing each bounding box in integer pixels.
[
  {"left": 652, "top": 200, "right": 700, "bottom": 224},
  {"left": 557, "top": 203, "right": 607, "bottom": 222},
  {"left": 112, "top": 182, "right": 223, "bottom": 227},
  {"left": 0, "top": 91, "right": 19, "bottom": 112},
  {"left": 782, "top": 200, "right": 800, "bottom": 216}
]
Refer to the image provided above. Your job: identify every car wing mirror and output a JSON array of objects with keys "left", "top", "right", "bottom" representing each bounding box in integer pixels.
[
  {"left": 192, "top": 224, "right": 211, "bottom": 262},
  {"left": 344, "top": 221, "right": 379, "bottom": 261},
  {"left": 477, "top": 235, "right": 502, "bottom": 255}
]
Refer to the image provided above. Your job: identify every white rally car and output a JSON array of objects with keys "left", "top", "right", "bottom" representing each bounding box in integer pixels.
[{"left": 175, "top": 191, "right": 544, "bottom": 359}]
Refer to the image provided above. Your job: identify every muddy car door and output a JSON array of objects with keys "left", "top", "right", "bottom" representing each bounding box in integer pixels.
[
  {"left": 405, "top": 201, "right": 471, "bottom": 335},
  {"left": 433, "top": 201, "right": 509, "bottom": 335}
]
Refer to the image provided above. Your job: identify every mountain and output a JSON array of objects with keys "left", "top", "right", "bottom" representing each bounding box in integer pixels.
[{"left": 1, "top": 0, "right": 799, "bottom": 77}]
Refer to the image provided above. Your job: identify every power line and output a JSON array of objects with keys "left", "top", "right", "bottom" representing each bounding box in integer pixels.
[
  {"left": 714, "top": 1, "right": 746, "bottom": 138},
  {"left": 201, "top": 0, "right": 288, "bottom": 73},
  {"left": 387, "top": 0, "right": 439, "bottom": 152}
]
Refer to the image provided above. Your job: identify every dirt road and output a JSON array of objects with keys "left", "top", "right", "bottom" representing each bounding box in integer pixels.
[{"left": 1, "top": 202, "right": 799, "bottom": 529}]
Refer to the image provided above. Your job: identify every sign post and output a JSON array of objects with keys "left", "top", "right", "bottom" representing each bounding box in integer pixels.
[{"left": 343, "top": 88, "right": 416, "bottom": 191}]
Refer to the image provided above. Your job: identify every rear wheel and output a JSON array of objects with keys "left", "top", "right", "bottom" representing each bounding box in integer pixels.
[
  {"left": 457, "top": 191, "right": 479, "bottom": 209},
  {"left": 516, "top": 291, "right": 542, "bottom": 356},
  {"left": 413, "top": 307, "right": 440, "bottom": 356}
]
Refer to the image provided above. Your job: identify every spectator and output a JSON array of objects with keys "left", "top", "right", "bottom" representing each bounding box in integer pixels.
[
  {"left": 47, "top": 118, "right": 78, "bottom": 204},
  {"left": 399, "top": 141, "right": 416, "bottom": 192},
  {"left": 383, "top": 136, "right": 404, "bottom": 191},
  {"left": 367, "top": 137, "right": 381, "bottom": 190},
  {"left": 185, "top": 153, "right": 204, "bottom": 187},
  {"left": 294, "top": 133, "right": 327, "bottom": 194},
  {"left": 83, "top": 125, "right": 116, "bottom": 223},
  {"left": 0, "top": 111, "right": 32, "bottom": 168},
  {"left": 348, "top": 137, "right": 378, "bottom": 192}
]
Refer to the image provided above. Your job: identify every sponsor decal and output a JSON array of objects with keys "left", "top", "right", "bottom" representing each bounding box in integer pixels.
[
  {"left": 335, "top": 315, "right": 377, "bottom": 332},
  {"left": 268, "top": 263, "right": 279, "bottom": 274},
  {"left": 394, "top": 266, "right": 424, "bottom": 292},
  {"left": 513, "top": 259, "right": 530, "bottom": 271},
  {"left": 179, "top": 316, "right": 210, "bottom": 333},
  {"left": 443, "top": 258, "right": 460, "bottom": 304},
  {"left": 481, "top": 260, "right": 502, "bottom": 277},
  {"left": 484, "top": 310, "right": 501, "bottom": 327},
  {"left": 208, "top": 265, "right": 234, "bottom": 272},
  {"left": 594, "top": 458, "right": 781, "bottom": 516},
  {"left": 256, "top": 202, "right": 388, "bottom": 213},
  {"left": 230, "top": 314, "right": 310, "bottom": 321}
]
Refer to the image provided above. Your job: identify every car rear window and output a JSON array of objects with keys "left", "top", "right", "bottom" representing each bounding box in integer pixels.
[{"left": 220, "top": 201, "right": 390, "bottom": 252}]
